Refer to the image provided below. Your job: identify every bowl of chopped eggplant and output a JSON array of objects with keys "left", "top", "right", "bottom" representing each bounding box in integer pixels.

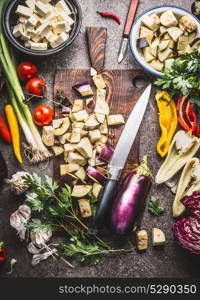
[
  {"left": 130, "top": 5, "right": 200, "bottom": 76},
  {"left": 3, "top": 0, "right": 82, "bottom": 56}
]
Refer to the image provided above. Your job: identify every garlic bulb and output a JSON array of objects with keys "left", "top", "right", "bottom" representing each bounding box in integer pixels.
[
  {"left": 10, "top": 205, "right": 31, "bottom": 240},
  {"left": 6, "top": 172, "right": 30, "bottom": 195}
]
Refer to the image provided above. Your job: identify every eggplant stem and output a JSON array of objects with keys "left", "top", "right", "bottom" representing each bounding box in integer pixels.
[{"left": 137, "top": 156, "right": 153, "bottom": 178}]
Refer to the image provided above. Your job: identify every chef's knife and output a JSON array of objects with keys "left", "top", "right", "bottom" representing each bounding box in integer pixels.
[
  {"left": 92, "top": 84, "right": 152, "bottom": 231},
  {"left": 118, "top": 0, "right": 139, "bottom": 63}
]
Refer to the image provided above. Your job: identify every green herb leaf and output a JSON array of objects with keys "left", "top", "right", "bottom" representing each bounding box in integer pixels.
[
  {"left": 27, "top": 221, "right": 52, "bottom": 233},
  {"left": 58, "top": 230, "right": 104, "bottom": 265},
  {"left": 148, "top": 196, "right": 165, "bottom": 217},
  {"left": 154, "top": 51, "right": 200, "bottom": 96}
]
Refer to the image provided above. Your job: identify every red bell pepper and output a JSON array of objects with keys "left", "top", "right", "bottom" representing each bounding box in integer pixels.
[
  {"left": 0, "top": 242, "right": 7, "bottom": 264},
  {"left": 177, "top": 96, "right": 200, "bottom": 136},
  {"left": 0, "top": 115, "right": 11, "bottom": 143}
]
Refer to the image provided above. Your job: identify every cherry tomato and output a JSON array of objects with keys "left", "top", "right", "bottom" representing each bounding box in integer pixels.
[
  {"left": 33, "top": 105, "right": 53, "bottom": 126},
  {"left": 17, "top": 61, "right": 37, "bottom": 81},
  {"left": 0, "top": 242, "right": 7, "bottom": 264},
  {"left": 25, "top": 77, "right": 46, "bottom": 96}
]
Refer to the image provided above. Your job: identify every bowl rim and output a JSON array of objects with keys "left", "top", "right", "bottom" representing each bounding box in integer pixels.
[
  {"left": 129, "top": 5, "right": 200, "bottom": 77},
  {"left": 3, "top": 0, "right": 82, "bottom": 56}
]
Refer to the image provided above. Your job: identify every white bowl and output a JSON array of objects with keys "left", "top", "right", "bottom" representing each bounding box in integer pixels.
[{"left": 130, "top": 5, "right": 200, "bottom": 77}]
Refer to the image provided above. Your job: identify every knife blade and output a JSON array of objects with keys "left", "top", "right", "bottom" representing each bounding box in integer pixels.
[
  {"left": 91, "top": 84, "right": 152, "bottom": 231},
  {"left": 118, "top": 0, "right": 139, "bottom": 63}
]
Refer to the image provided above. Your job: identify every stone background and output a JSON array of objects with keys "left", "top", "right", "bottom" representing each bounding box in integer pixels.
[{"left": 1, "top": 0, "right": 199, "bottom": 278}]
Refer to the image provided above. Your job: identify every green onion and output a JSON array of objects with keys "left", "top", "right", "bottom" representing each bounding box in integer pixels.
[{"left": 0, "top": 0, "right": 51, "bottom": 163}]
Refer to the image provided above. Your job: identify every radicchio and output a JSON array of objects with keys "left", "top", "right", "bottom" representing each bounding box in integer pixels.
[
  {"left": 173, "top": 190, "right": 200, "bottom": 254},
  {"left": 181, "top": 191, "right": 200, "bottom": 219},
  {"left": 173, "top": 217, "right": 200, "bottom": 254}
]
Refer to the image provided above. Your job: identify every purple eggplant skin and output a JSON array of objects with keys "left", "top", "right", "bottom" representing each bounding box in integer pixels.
[
  {"left": 0, "top": 152, "right": 8, "bottom": 183},
  {"left": 110, "top": 157, "right": 152, "bottom": 235}
]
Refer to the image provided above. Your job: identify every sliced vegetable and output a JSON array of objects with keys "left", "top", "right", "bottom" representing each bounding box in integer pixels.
[
  {"left": 110, "top": 157, "right": 152, "bottom": 234},
  {"left": 60, "top": 164, "right": 80, "bottom": 176},
  {"left": 152, "top": 228, "right": 166, "bottom": 246},
  {"left": 95, "top": 113, "right": 105, "bottom": 124},
  {"left": 86, "top": 166, "right": 106, "bottom": 184},
  {"left": 85, "top": 114, "right": 99, "bottom": 129},
  {"left": 94, "top": 98, "right": 110, "bottom": 115},
  {"left": 78, "top": 199, "right": 92, "bottom": 218},
  {"left": 155, "top": 130, "right": 200, "bottom": 184},
  {"left": 76, "top": 137, "right": 93, "bottom": 158},
  {"left": 25, "top": 77, "right": 46, "bottom": 96},
  {"left": 59, "top": 132, "right": 71, "bottom": 144},
  {"left": 33, "top": 105, "right": 54, "bottom": 126},
  {"left": 107, "top": 114, "right": 125, "bottom": 126},
  {"left": 140, "top": 26, "right": 154, "bottom": 44},
  {"left": 160, "top": 10, "right": 178, "bottom": 27},
  {"left": 42, "top": 126, "right": 54, "bottom": 147},
  {"left": 179, "top": 15, "right": 197, "bottom": 33},
  {"left": 75, "top": 167, "right": 86, "bottom": 183},
  {"left": 142, "top": 14, "right": 159, "bottom": 32},
  {"left": 5, "top": 104, "right": 22, "bottom": 163},
  {"left": 71, "top": 185, "right": 92, "bottom": 198},
  {"left": 17, "top": 61, "right": 37, "bottom": 81},
  {"left": 74, "top": 111, "right": 89, "bottom": 123},
  {"left": 99, "top": 143, "right": 114, "bottom": 162},
  {"left": 176, "top": 96, "right": 199, "bottom": 136},
  {"left": 72, "top": 99, "right": 84, "bottom": 113},
  {"left": 136, "top": 37, "right": 149, "bottom": 49},
  {"left": 53, "top": 117, "right": 70, "bottom": 136},
  {"left": 52, "top": 146, "right": 64, "bottom": 156},
  {"left": 93, "top": 75, "right": 106, "bottom": 89},
  {"left": 136, "top": 230, "right": 148, "bottom": 251},
  {"left": 92, "top": 182, "right": 102, "bottom": 198},
  {"left": 0, "top": 115, "right": 11, "bottom": 143},
  {"left": 73, "top": 81, "right": 93, "bottom": 97},
  {"left": 86, "top": 97, "right": 95, "bottom": 112},
  {"left": 155, "top": 91, "right": 178, "bottom": 157},
  {"left": 172, "top": 157, "right": 200, "bottom": 218},
  {"left": 67, "top": 152, "right": 87, "bottom": 166},
  {"left": 88, "top": 129, "right": 101, "bottom": 144}
]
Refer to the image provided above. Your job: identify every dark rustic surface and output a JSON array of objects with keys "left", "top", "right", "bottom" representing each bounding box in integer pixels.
[{"left": 1, "top": 0, "right": 200, "bottom": 278}]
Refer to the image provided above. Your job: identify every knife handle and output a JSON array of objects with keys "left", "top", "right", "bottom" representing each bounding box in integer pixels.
[
  {"left": 123, "top": 0, "right": 139, "bottom": 38},
  {"left": 91, "top": 179, "right": 118, "bottom": 232}
]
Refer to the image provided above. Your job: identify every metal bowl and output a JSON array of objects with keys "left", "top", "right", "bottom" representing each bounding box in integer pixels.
[{"left": 3, "top": 0, "right": 82, "bottom": 56}]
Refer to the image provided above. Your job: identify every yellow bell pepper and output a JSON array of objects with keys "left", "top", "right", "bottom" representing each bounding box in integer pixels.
[
  {"left": 5, "top": 104, "right": 22, "bottom": 164},
  {"left": 156, "top": 91, "right": 178, "bottom": 157}
]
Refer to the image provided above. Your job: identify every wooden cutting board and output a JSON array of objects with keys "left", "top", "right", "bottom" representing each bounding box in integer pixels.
[{"left": 54, "top": 27, "right": 150, "bottom": 182}]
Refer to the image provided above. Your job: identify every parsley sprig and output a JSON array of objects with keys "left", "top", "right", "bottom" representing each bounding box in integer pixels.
[
  {"left": 155, "top": 51, "right": 200, "bottom": 96},
  {"left": 148, "top": 196, "right": 165, "bottom": 217},
  {"left": 23, "top": 173, "right": 132, "bottom": 265}
]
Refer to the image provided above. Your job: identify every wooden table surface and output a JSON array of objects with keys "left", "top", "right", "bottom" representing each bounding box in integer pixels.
[{"left": 1, "top": 0, "right": 199, "bottom": 278}]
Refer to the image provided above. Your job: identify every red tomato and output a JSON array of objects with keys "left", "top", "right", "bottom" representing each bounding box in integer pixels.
[
  {"left": 17, "top": 61, "right": 37, "bottom": 81},
  {"left": 25, "top": 78, "right": 46, "bottom": 96},
  {"left": 33, "top": 105, "right": 53, "bottom": 126}
]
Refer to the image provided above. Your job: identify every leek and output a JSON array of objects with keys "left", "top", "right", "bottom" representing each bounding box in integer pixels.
[{"left": 0, "top": 0, "right": 51, "bottom": 163}]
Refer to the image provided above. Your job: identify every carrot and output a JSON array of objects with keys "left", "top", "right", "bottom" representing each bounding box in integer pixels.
[{"left": 5, "top": 104, "right": 22, "bottom": 164}]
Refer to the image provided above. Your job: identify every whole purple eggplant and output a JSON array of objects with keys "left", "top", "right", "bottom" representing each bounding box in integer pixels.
[{"left": 110, "top": 156, "right": 152, "bottom": 234}]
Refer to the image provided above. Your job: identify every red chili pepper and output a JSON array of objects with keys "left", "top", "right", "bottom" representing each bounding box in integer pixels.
[
  {"left": 0, "top": 242, "right": 8, "bottom": 264},
  {"left": 177, "top": 96, "right": 200, "bottom": 136},
  {"left": 97, "top": 11, "right": 121, "bottom": 25},
  {"left": 0, "top": 115, "right": 11, "bottom": 143}
]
